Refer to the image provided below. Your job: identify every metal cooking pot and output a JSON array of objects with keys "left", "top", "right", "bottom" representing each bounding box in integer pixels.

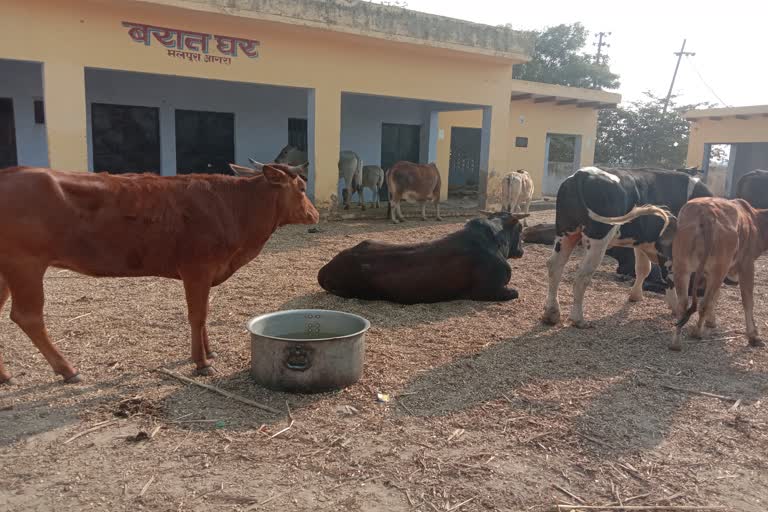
[{"left": 247, "top": 309, "right": 370, "bottom": 393}]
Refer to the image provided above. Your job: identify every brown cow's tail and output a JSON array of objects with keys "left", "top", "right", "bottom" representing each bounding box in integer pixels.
[
  {"left": 675, "top": 217, "right": 713, "bottom": 328},
  {"left": 587, "top": 205, "right": 672, "bottom": 236}
]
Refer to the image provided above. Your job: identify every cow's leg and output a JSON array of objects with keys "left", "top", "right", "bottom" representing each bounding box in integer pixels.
[
  {"left": 373, "top": 186, "right": 380, "bottom": 209},
  {"left": 390, "top": 199, "right": 401, "bottom": 224},
  {"left": 5, "top": 266, "right": 80, "bottom": 383},
  {"left": 629, "top": 248, "right": 652, "bottom": 302},
  {"left": 202, "top": 325, "right": 217, "bottom": 360},
  {"left": 0, "top": 275, "right": 13, "bottom": 384},
  {"left": 420, "top": 201, "right": 428, "bottom": 221},
  {"left": 182, "top": 274, "right": 215, "bottom": 375},
  {"left": 692, "top": 277, "right": 724, "bottom": 341},
  {"left": 739, "top": 261, "right": 764, "bottom": 347},
  {"left": 569, "top": 229, "right": 618, "bottom": 328},
  {"left": 434, "top": 198, "right": 442, "bottom": 221},
  {"left": 396, "top": 201, "right": 406, "bottom": 222},
  {"left": 521, "top": 198, "right": 531, "bottom": 227},
  {"left": 542, "top": 232, "right": 580, "bottom": 325},
  {"left": 705, "top": 287, "right": 721, "bottom": 329}
]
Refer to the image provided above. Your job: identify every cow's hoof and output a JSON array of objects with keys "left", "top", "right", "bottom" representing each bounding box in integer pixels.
[
  {"left": 570, "top": 319, "right": 592, "bottom": 329},
  {"left": 206, "top": 351, "right": 218, "bottom": 360},
  {"left": 628, "top": 292, "right": 643, "bottom": 303},
  {"left": 63, "top": 373, "right": 82, "bottom": 384},
  {"left": 749, "top": 337, "right": 765, "bottom": 348},
  {"left": 705, "top": 319, "right": 718, "bottom": 329},
  {"left": 541, "top": 308, "right": 560, "bottom": 326},
  {"left": 343, "top": 205, "right": 350, "bottom": 210},
  {"left": 421, "top": 217, "right": 428, "bottom": 222},
  {"left": 196, "top": 366, "right": 216, "bottom": 376},
  {"left": 669, "top": 342, "right": 683, "bottom": 352},
  {"left": 391, "top": 220, "right": 400, "bottom": 225},
  {"left": 436, "top": 217, "right": 443, "bottom": 222},
  {"left": 0, "top": 376, "right": 16, "bottom": 386}
]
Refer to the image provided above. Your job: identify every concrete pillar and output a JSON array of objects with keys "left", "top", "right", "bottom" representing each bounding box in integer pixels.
[
  {"left": 43, "top": 62, "right": 88, "bottom": 171},
  {"left": 308, "top": 87, "right": 341, "bottom": 210},
  {"left": 479, "top": 95, "right": 510, "bottom": 210}
]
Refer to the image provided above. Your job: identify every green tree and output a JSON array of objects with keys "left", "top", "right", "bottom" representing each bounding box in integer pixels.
[
  {"left": 595, "top": 93, "right": 715, "bottom": 168},
  {"left": 510, "top": 23, "right": 620, "bottom": 90}
]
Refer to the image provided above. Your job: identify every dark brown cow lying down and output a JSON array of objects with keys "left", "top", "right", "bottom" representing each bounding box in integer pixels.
[{"left": 318, "top": 212, "right": 528, "bottom": 304}]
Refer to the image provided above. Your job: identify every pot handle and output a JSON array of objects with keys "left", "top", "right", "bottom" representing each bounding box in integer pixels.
[{"left": 285, "top": 345, "right": 312, "bottom": 372}]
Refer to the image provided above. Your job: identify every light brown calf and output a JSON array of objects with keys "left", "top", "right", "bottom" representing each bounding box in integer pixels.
[
  {"left": 671, "top": 197, "right": 768, "bottom": 350},
  {"left": 386, "top": 161, "right": 442, "bottom": 224}
]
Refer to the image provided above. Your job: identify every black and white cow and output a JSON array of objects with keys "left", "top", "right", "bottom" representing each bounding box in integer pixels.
[
  {"left": 736, "top": 169, "right": 768, "bottom": 209},
  {"left": 542, "top": 166, "right": 712, "bottom": 328}
]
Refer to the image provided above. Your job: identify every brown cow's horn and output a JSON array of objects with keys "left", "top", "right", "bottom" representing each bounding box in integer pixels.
[{"left": 248, "top": 159, "right": 265, "bottom": 171}]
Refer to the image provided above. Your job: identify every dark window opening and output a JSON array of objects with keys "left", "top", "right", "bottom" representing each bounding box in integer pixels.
[
  {"left": 288, "top": 118, "right": 308, "bottom": 151},
  {"left": 175, "top": 109, "right": 235, "bottom": 175},
  {"left": 515, "top": 136, "right": 528, "bottom": 148},
  {"left": 0, "top": 98, "right": 18, "bottom": 168},
  {"left": 33, "top": 100, "right": 45, "bottom": 124},
  {"left": 91, "top": 103, "right": 161, "bottom": 174}
]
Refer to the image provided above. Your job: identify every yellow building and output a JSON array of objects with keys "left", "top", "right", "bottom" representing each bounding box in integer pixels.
[
  {"left": 684, "top": 105, "right": 768, "bottom": 196},
  {"left": 0, "top": 0, "right": 619, "bottom": 210}
]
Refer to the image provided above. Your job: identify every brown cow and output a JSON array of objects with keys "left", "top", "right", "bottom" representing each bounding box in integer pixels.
[
  {"left": 0, "top": 164, "right": 318, "bottom": 385},
  {"left": 671, "top": 197, "right": 768, "bottom": 351},
  {"left": 387, "top": 161, "right": 442, "bottom": 224}
]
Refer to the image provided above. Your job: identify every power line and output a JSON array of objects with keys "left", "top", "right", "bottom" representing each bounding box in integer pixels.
[
  {"left": 685, "top": 57, "right": 730, "bottom": 107},
  {"left": 663, "top": 39, "right": 696, "bottom": 114}
]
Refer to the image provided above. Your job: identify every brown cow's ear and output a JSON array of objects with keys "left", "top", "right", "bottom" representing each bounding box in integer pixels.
[
  {"left": 230, "top": 164, "right": 261, "bottom": 177},
  {"left": 263, "top": 165, "right": 290, "bottom": 186}
]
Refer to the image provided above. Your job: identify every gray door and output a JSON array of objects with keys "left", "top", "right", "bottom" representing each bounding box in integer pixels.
[
  {"left": 448, "top": 127, "right": 481, "bottom": 192},
  {"left": 380, "top": 123, "right": 421, "bottom": 201}
]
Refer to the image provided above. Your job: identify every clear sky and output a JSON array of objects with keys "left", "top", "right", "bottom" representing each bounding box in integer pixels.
[{"left": 403, "top": 0, "right": 765, "bottom": 108}]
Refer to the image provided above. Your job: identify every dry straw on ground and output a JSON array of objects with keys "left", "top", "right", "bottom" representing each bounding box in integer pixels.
[{"left": 0, "top": 210, "right": 766, "bottom": 511}]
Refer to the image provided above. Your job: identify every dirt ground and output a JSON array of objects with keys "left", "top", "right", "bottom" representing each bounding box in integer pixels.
[{"left": 1, "top": 209, "right": 767, "bottom": 512}]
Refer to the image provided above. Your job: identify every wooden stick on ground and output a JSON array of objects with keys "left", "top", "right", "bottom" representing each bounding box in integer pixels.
[
  {"left": 661, "top": 384, "right": 738, "bottom": 403},
  {"left": 63, "top": 420, "right": 118, "bottom": 444},
  {"left": 139, "top": 475, "right": 155, "bottom": 497},
  {"left": 553, "top": 485, "right": 587, "bottom": 505},
  {"left": 157, "top": 368, "right": 280, "bottom": 414},
  {"left": 447, "top": 496, "right": 477, "bottom": 511},
  {"left": 554, "top": 505, "right": 725, "bottom": 511}
]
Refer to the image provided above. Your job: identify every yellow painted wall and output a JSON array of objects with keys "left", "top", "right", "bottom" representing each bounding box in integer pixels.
[
  {"left": 686, "top": 117, "right": 768, "bottom": 168},
  {"left": 1, "top": 0, "right": 519, "bottom": 209},
  {"left": 438, "top": 102, "right": 599, "bottom": 204}
]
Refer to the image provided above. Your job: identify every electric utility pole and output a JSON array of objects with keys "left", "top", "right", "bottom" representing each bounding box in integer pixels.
[
  {"left": 663, "top": 39, "right": 696, "bottom": 114},
  {"left": 592, "top": 32, "right": 611, "bottom": 89}
]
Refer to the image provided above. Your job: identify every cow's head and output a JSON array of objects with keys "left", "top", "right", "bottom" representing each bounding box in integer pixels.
[
  {"left": 230, "top": 162, "right": 319, "bottom": 226},
  {"left": 274, "top": 145, "right": 308, "bottom": 166},
  {"left": 481, "top": 211, "right": 529, "bottom": 259}
]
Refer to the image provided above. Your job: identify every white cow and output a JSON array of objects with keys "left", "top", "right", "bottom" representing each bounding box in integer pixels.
[{"left": 501, "top": 169, "right": 534, "bottom": 226}]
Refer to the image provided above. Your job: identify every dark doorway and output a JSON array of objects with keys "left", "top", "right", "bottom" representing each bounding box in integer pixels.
[
  {"left": 380, "top": 123, "right": 421, "bottom": 201},
  {"left": 175, "top": 109, "right": 235, "bottom": 175},
  {"left": 91, "top": 103, "right": 161, "bottom": 174},
  {"left": 448, "top": 126, "right": 481, "bottom": 198},
  {"left": 0, "top": 98, "right": 18, "bottom": 169}
]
